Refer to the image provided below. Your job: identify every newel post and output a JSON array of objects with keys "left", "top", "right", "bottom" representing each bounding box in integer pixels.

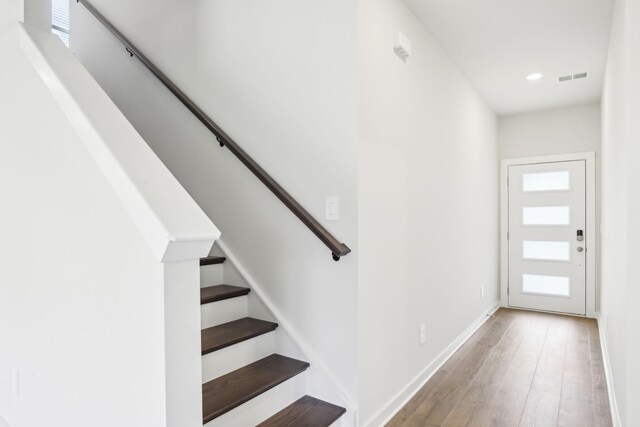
[{"left": 161, "top": 238, "right": 218, "bottom": 427}]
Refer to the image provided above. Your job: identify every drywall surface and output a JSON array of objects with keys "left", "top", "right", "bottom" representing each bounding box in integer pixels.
[
  {"left": 498, "top": 104, "right": 602, "bottom": 307},
  {"left": 71, "top": 0, "right": 358, "bottom": 403},
  {"left": 600, "top": 0, "right": 640, "bottom": 424},
  {"left": 358, "top": 0, "right": 499, "bottom": 423},
  {"left": 0, "top": 0, "right": 15, "bottom": 30},
  {"left": 498, "top": 103, "right": 601, "bottom": 159},
  {"left": 0, "top": 24, "right": 166, "bottom": 427},
  {"left": 624, "top": 1, "right": 640, "bottom": 422}
]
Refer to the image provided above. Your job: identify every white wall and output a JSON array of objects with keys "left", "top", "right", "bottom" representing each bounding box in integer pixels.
[
  {"left": 624, "top": 0, "right": 640, "bottom": 419},
  {"left": 600, "top": 0, "right": 640, "bottom": 424},
  {"left": 0, "top": 23, "right": 167, "bottom": 427},
  {"left": 498, "top": 103, "right": 601, "bottom": 159},
  {"left": 70, "top": 0, "right": 359, "bottom": 404},
  {"left": 358, "top": 0, "right": 499, "bottom": 424},
  {"left": 1, "top": 2, "right": 219, "bottom": 423}
]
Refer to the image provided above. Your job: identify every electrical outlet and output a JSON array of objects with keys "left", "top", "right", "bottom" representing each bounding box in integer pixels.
[
  {"left": 419, "top": 323, "right": 427, "bottom": 345},
  {"left": 12, "top": 370, "right": 18, "bottom": 396},
  {"left": 481, "top": 286, "right": 484, "bottom": 299}
]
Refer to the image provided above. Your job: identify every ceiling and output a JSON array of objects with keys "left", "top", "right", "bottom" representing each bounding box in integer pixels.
[{"left": 403, "top": 0, "right": 615, "bottom": 116}]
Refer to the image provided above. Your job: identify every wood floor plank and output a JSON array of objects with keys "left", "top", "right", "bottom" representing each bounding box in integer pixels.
[
  {"left": 519, "top": 314, "right": 570, "bottom": 427},
  {"left": 397, "top": 319, "right": 506, "bottom": 425},
  {"left": 519, "top": 389, "right": 563, "bottom": 427},
  {"left": 558, "top": 317, "right": 599, "bottom": 427},
  {"left": 387, "top": 314, "right": 503, "bottom": 427},
  {"left": 388, "top": 309, "right": 519, "bottom": 426},
  {"left": 439, "top": 311, "right": 537, "bottom": 427},
  {"left": 463, "top": 311, "right": 550, "bottom": 427},
  {"left": 386, "top": 309, "right": 613, "bottom": 427},
  {"left": 587, "top": 320, "right": 613, "bottom": 427}
]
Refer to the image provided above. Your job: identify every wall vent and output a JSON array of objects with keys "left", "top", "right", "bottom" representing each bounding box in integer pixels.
[{"left": 559, "top": 72, "right": 588, "bottom": 82}]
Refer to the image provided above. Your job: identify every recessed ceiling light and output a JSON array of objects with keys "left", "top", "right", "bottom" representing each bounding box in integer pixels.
[{"left": 526, "top": 73, "right": 544, "bottom": 81}]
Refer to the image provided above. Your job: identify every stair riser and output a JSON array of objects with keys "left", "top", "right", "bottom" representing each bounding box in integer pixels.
[
  {"left": 201, "top": 296, "right": 248, "bottom": 329},
  {"left": 200, "top": 264, "right": 223, "bottom": 287},
  {"left": 203, "top": 373, "right": 306, "bottom": 427},
  {"left": 202, "top": 332, "right": 276, "bottom": 383},
  {"left": 330, "top": 416, "right": 349, "bottom": 426}
]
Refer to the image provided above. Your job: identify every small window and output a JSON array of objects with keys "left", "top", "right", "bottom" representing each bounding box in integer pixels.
[
  {"left": 52, "top": 0, "right": 70, "bottom": 46},
  {"left": 522, "top": 206, "right": 570, "bottom": 226},
  {"left": 522, "top": 240, "right": 570, "bottom": 261},
  {"left": 522, "top": 171, "right": 570, "bottom": 192},
  {"left": 522, "top": 274, "right": 570, "bottom": 297}
]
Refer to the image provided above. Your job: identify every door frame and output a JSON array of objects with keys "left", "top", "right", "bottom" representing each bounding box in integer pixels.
[{"left": 500, "top": 152, "right": 596, "bottom": 317}]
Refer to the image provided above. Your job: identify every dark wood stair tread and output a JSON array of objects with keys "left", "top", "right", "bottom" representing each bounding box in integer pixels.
[
  {"left": 257, "top": 395, "right": 346, "bottom": 427},
  {"left": 202, "top": 317, "right": 278, "bottom": 355},
  {"left": 202, "top": 354, "right": 309, "bottom": 423},
  {"left": 200, "top": 255, "right": 226, "bottom": 266},
  {"left": 201, "top": 285, "right": 250, "bottom": 305}
]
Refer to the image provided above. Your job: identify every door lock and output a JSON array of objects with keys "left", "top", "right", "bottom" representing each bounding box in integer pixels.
[{"left": 577, "top": 230, "right": 584, "bottom": 241}]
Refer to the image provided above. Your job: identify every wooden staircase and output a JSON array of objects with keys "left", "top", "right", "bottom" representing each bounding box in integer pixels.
[{"left": 199, "top": 255, "right": 346, "bottom": 426}]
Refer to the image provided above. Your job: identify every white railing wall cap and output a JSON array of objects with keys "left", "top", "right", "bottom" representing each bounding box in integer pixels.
[{"left": 18, "top": 22, "right": 220, "bottom": 263}]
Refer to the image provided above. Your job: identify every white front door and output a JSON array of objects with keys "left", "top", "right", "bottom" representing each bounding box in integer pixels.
[{"left": 507, "top": 160, "right": 587, "bottom": 315}]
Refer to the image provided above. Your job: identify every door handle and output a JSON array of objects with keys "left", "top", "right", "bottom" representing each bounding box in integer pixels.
[{"left": 577, "top": 247, "right": 584, "bottom": 252}]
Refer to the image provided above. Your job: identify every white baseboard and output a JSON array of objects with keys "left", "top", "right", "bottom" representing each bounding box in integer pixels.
[
  {"left": 213, "top": 239, "right": 357, "bottom": 423},
  {"left": 596, "top": 313, "right": 622, "bottom": 427},
  {"left": 364, "top": 302, "right": 501, "bottom": 427}
]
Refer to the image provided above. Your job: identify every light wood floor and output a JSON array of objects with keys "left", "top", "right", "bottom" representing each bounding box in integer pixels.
[{"left": 388, "top": 308, "right": 612, "bottom": 427}]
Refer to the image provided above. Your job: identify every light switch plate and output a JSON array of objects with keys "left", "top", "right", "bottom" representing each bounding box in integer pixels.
[{"left": 325, "top": 197, "right": 340, "bottom": 221}]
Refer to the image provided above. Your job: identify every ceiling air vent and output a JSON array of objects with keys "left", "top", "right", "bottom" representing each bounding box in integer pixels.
[{"left": 559, "top": 72, "right": 588, "bottom": 82}]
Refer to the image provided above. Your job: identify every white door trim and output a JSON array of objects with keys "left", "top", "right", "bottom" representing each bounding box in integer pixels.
[{"left": 501, "top": 152, "right": 596, "bottom": 317}]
